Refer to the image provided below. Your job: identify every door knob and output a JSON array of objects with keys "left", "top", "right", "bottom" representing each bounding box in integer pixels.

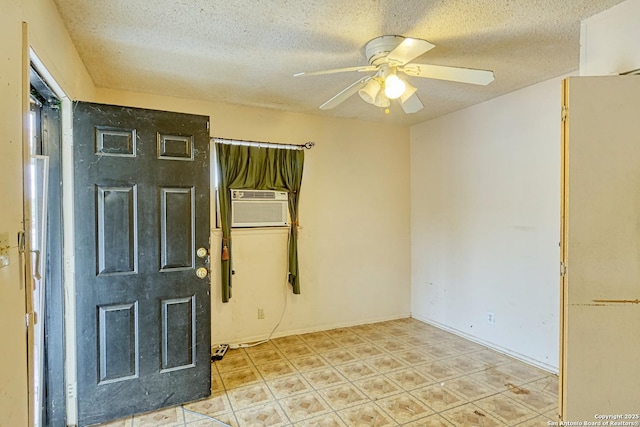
[
  {"left": 196, "top": 267, "right": 208, "bottom": 279},
  {"left": 196, "top": 247, "right": 208, "bottom": 258}
]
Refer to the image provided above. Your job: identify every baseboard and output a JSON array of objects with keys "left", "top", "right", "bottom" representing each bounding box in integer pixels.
[
  {"left": 410, "top": 313, "right": 559, "bottom": 375},
  {"left": 212, "top": 312, "right": 412, "bottom": 349}
]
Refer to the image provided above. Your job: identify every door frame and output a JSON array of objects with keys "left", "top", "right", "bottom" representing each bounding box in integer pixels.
[
  {"left": 28, "top": 52, "right": 215, "bottom": 427},
  {"left": 558, "top": 78, "right": 569, "bottom": 421},
  {"left": 27, "top": 49, "right": 79, "bottom": 426}
]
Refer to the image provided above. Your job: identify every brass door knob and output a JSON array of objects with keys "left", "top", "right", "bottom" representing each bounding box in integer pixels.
[{"left": 196, "top": 267, "right": 208, "bottom": 279}]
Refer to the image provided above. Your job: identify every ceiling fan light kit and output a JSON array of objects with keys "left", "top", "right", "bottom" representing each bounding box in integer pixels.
[
  {"left": 400, "top": 82, "right": 418, "bottom": 104},
  {"left": 373, "top": 91, "right": 390, "bottom": 108},
  {"left": 358, "top": 79, "right": 381, "bottom": 104},
  {"left": 295, "top": 35, "right": 495, "bottom": 114},
  {"left": 384, "top": 73, "right": 406, "bottom": 99}
]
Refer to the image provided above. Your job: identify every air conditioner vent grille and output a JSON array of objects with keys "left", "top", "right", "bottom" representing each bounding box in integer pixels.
[
  {"left": 231, "top": 190, "right": 288, "bottom": 200},
  {"left": 234, "top": 202, "right": 287, "bottom": 225},
  {"left": 233, "top": 190, "right": 275, "bottom": 199},
  {"left": 230, "top": 189, "right": 288, "bottom": 227}
]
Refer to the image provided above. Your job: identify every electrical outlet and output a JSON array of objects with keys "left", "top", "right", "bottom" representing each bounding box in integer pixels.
[
  {"left": 487, "top": 312, "right": 495, "bottom": 324},
  {"left": 257, "top": 308, "right": 264, "bottom": 320}
]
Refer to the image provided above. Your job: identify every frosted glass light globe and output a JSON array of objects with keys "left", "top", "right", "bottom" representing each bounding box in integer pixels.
[{"left": 384, "top": 75, "right": 406, "bottom": 99}]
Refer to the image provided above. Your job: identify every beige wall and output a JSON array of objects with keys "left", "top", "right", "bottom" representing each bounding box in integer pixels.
[
  {"left": 0, "top": 2, "right": 29, "bottom": 425},
  {"left": 1, "top": 0, "right": 94, "bottom": 423},
  {"left": 95, "top": 88, "right": 413, "bottom": 344},
  {"left": 410, "top": 75, "right": 568, "bottom": 372}
]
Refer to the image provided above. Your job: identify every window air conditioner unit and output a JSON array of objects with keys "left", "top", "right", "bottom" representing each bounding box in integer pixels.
[{"left": 230, "top": 189, "right": 289, "bottom": 227}]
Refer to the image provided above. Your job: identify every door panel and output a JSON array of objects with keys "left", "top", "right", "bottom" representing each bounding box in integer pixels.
[
  {"left": 560, "top": 76, "right": 640, "bottom": 421},
  {"left": 96, "top": 185, "right": 138, "bottom": 275},
  {"left": 160, "top": 187, "right": 194, "bottom": 270},
  {"left": 161, "top": 296, "right": 196, "bottom": 371},
  {"left": 97, "top": 302, "right": 139, "bottom": 384},
  {"left": 73, "top": 102, "right": 210, "bottom": 426}
]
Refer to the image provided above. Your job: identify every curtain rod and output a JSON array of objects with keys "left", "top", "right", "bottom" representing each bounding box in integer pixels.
[{"left": 212, "top": 137, "right": 315, "bottom": 151}]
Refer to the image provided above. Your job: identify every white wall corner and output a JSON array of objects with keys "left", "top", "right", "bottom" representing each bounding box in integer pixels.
[
  {"left": 580, "top": 0, "right": 640, "bottom": 76},
  {"left": 579, "top": 21, "right": 588, "bottom": 76}
]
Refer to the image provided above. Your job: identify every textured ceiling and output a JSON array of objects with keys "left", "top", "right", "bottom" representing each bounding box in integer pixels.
[{"left": 52, "top": 0, "right": 625, "bottom": 126}]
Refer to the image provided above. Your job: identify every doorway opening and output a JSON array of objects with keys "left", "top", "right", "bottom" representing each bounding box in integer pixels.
[{"left": 28, "top": 65, "right": 65, "bottom": 427}]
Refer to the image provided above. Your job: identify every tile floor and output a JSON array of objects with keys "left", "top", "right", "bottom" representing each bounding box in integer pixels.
[{"left": 98, "top": 318, "right": 559, "bottom": 426}]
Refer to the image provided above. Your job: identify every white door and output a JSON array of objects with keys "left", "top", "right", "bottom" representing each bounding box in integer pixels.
[{"left": 560, "top": 76, "right": 640, "bottom": 421}]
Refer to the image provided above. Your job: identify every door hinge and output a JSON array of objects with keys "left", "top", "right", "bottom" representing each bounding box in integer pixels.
[
  {"left": 25, "top": 312, "right": 37, "bottom": 327},
  {"left": 560, "top": 261, "right": 567, "bottom": 277},
  {"left": 17, "top": 230, "right": 25, "bottom": 253},
  {"left": 67, "top": 382, "right": 77, "bottom": 400},
  {"left": 561, "top": 106, "right": 568, "bottom": 122}
]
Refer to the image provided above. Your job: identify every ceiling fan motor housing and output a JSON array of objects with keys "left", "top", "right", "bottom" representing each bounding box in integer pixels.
[{"left": 365, "top": 35, "right": 405, "bottom": 66}]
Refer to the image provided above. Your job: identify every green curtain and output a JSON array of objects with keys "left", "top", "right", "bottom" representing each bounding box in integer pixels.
[{"left": 215, "top": 143, "right": 305, "bottom": 302}]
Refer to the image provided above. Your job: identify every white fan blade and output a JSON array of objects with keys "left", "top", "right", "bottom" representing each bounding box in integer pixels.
[
  {"left": 402, "top": 63, "right": 495, "bottom": 85},
  {"left": 387, "top": 38, "right": 435, "bottom": 66},
  {"left": 319, "top": 76, "right": 372, "bottom": 110},
  {"left": 400, "top": 92, "right": 424, "bottom": 114},
  {"left": 295, "top": 65, "right": 377, "bottom": 77}
]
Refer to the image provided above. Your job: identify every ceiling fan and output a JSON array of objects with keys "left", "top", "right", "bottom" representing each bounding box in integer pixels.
[{"left": 294, "top": 35, "right": 495, "bottom": 114}]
